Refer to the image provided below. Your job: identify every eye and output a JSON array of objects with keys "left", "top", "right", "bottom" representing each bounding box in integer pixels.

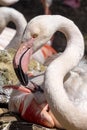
[{"left": 32, "top": 33, "right": 38, "bottom": 38}]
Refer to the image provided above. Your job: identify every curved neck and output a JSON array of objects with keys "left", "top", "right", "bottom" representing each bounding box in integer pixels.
[
  {"left": 0, "top": 7, "right": 27, "bottom": 49},
  {"left": 45, "top": 16, "right": 85, "bottom": 130}
]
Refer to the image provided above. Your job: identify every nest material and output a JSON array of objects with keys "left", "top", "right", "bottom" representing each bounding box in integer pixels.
[{"left": 0, "top": 49, "right": 18, "bottom": 85}]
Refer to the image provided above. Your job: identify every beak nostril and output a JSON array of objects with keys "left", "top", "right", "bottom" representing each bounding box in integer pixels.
[{"left": 32, "top": 33, "right": 38, "bottom": 38}]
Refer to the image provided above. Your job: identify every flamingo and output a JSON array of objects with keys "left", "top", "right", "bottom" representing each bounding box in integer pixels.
[
  {"left": 13, "top": 15, "right": 87, "bottom": 130},
  {"left": 0, "top": 0, "right": 19, "bottom": 6},
  {"left": 0, "top": 7, "right": 27, "bottom": 50},
  {"left": 8, "top": 76, "right": 62, "bottom": 128}
]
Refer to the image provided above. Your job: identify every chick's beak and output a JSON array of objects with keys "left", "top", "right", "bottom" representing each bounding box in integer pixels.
[{"left": 13, "top": 38, "right": 34, "bottom": 86}]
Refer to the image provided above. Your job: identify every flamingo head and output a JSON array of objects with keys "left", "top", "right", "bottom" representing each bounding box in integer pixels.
[{"left": 13, "top": 15, "right": 55, "bottom": 86}]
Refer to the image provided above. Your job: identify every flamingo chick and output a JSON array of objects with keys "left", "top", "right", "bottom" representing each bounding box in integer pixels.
[{"left": 8, "top": 74, "right": 62, "bottom": 128}]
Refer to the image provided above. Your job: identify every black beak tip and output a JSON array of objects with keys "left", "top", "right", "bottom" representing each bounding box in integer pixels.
[
  {"left": 13, "top": 47, "right": 31, "bottom": 86},
  {"left": 14, "top": 67, "right": 28, "bottom": 86}
]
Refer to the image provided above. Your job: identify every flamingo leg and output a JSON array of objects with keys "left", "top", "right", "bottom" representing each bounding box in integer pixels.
[{"left": 41, "top": 0, "right": 51, "bottom": 15}]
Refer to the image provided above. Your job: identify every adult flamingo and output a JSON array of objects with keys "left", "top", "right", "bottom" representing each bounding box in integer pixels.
[
  {"left": 0, "top": 7, "right": 27, "bottom": 50},
  {"left": 13, "top": 15, "right": 87, "bottom": 130}
]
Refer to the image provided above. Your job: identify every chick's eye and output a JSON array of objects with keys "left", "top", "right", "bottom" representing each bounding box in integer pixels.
[{"left": 32, "top": 33, "right": 38, "bottom": 38}]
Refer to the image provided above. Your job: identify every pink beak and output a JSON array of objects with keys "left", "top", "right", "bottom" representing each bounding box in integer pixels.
[{"left": 13, "top": 38, "right": 34, "bottom": 86}]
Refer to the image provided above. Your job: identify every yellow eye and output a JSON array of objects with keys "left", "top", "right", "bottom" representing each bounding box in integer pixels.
[{"left": 32, "top": 33, "right": 38, "bottom": 38}]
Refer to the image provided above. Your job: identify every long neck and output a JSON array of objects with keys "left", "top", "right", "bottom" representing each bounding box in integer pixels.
[
  {"left": 0, "top": 7, "right": 27, "bottom": 50},
  {"left": 44, "top": 16, "right": 85, "bottom": 130}
]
